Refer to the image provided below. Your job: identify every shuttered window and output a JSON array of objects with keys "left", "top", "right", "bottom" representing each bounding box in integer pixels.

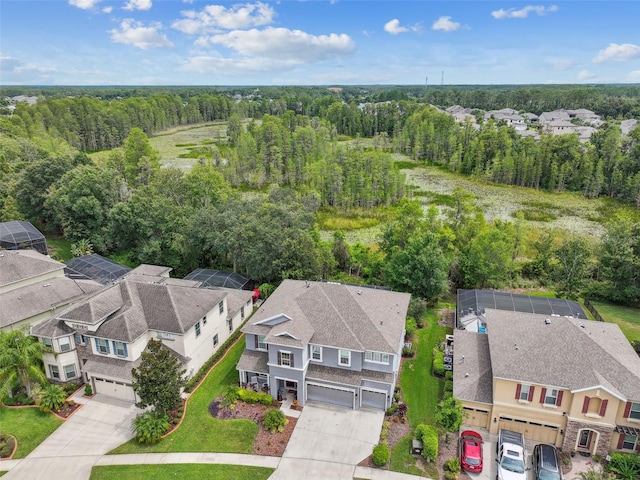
[{"left": 515, "top": 384, "right": 534, "bottom": 401}]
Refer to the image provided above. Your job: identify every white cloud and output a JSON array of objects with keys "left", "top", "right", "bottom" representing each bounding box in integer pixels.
[
  {"left": 109, "top": 19, "right": 174, "bottom": 49},
  {"left": 491, "top": 5, "right": 558, "bottom": 19},
  {"left": 102, "top": 6, "right": 112, "bottom": 13},
  {"left": 69, "top": 0, "right": 101, "bottom": 9},
  {"left": 551, "top": 58, "right": 574, "bottom": 71},
  {"left": 577, "top": 70, "right": 596, "bottom": 81},
  {"left": 123, "top": 0, "right": 152, "bottom": 11},
  {"left": 592, "top": 43, "right": 640, "bottom": 63},
  {"left": 197, "top": 27, "right": 354, "bottom": 63},
  {"left": 432, "top": 16, "right": 461, "bottom": 32},
  {"left": 628, "top": 70, "right": 640, "bottom": 82},
  {"left": 384, "top": 19, "right": 408, "bottom": 35},
  {"left": 172, "top": 2, "right": 275, "bottom": 35},
  {"left": 0, "top": 55, "right": 56, "bottom": 83}
]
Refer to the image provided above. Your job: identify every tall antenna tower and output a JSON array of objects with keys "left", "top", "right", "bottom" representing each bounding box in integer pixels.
[
  {"left": 425, "top": 76, "right": 428, "bottom": 86},
  {"left": 441, "top": 70, "right": 444, "bottom": 86}
]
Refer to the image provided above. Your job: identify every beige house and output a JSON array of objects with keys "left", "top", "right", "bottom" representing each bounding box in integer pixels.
[
  {"left": 0, "top": 250, "right": 101, "bottom": 332},
  {"left": 454, "top": 307, "right": 640, "bottom": 456},
  {"left": 31, "top": 264, "right": 253, "bottom": 402}
]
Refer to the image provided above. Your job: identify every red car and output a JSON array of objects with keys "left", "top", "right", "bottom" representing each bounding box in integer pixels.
[{"left": 460, "top": 430, "right": 483, "bottom": 473}]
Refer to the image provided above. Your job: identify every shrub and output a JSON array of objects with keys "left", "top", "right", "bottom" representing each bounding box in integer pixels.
[
  {"left": 445, "top": 370, "right": 454, "bottom": 381},
  {"left": 445, "top": 457, "right": 461, "bottom": 473},
  {"left": 236, "top": 388, "right": 273, "bottom": 405},
  {"left": 405, "top": 317, "right": 417, "bottom": 338},
  {"left": 444, "top": 380, "right": 453, "bottom": 392},
  {"left": 38, "top": 384, "right": 67, "bottom": 413},
  {"left": 433, "top": 348, "right": 445, "bottom": 377},
  {"left": 416, "top": 424, "right": 438, "bottom": 461},
  {"left": 408, "top": 297, "right": 428, "bottom": 327},
  {"left": 132, "top": 412, "right": 170, "bottom": 444},
  {"left": 0, "top": 434, "right": 16, "bottom": 458},
  {"left": 372, "top": 442, "right": 390, "bottom": 466},
  {"left": 380, "top": 421, "right": 391, "bottom": 440},
  {"left": 62, "top": 381, "right": 81, "bottom": 396},
  {"left": 435, "top": 396, "right": 464, "bottom": 432},
  {"left": 607, "top": 452, "right": 640, "bottom": 480},
  {"left": 84, "top": 384, "right": 93, "bottom": 396},
  {"left": 385, "top": 403, "right": 398, "bottom": 416},
  {"left": 263, "top": 408, "right": 288, "bottom": 433},
  {"left": 397, "top": 402, "right": 408, "bottom": 418},
  {"left": 444, "top": 470, "right": 459, "bottom": 480}
]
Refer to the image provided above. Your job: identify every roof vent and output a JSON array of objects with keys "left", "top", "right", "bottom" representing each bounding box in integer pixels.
[
  {"left": 43, "top": 283, "right": 50, "bottom": 287},
  {"left": 465, "top": 373, "right": 469, "bottom": 377},
  {"left": 357, "top": 290, "right": 362, "bottom": 295},
  {"left": 579, "top": 322, "right": 585, "bottom": 328},
  {"left": 545, "top": 318, "right": 551, "bottom": 325},
  {"left": 514, "top": 344, "right": 518, "bottom": 350}
]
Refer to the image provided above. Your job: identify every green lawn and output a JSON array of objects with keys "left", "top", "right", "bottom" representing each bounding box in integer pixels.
[
  {"left": 108, "top": 338, "right": 258, "bottom": 454},
  {"left": 89, "top": 464, "right": 274, "bottom": 480},
  {"left": 588, "top": 301, "right": 640, "bottom": 342},
  {"left": 46, "top": 235, "right": 73, "bottom": 262},
  {"left": 390, "top": 309, "right": 449, "bottom": 478},
  {"left": 0, "top": 406, "right": 63, "bottom": 458}
]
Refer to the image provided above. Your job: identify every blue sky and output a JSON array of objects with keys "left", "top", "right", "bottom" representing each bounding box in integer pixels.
[{"left": 1, "top": 0, "right": 639, "bottom": 85}]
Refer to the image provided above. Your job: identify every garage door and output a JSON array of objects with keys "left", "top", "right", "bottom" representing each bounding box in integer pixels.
[
  {"left": 361, "top": 389, "right": 387, "bottom": 410},
  {"left": 306, "top": 383, "right": 354, "bottom": 409},
  {"left": 464, "top": 407, "right": 490, "bottom": 428},
  {"left": 499, "top": 416, "right": 560, "bottom": 444},
  {"left": 94, "top": 377, "right": 136, "bottom": 402}
]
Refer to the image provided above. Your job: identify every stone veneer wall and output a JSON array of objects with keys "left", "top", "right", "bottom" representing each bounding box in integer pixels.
[{"left": 562, "top": 419, "right": 613, "bottom": 456}]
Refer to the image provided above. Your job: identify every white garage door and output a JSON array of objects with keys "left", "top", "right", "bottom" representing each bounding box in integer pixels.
[
  {"left": 361, "top": 389, "right": 387, "bottom": 410},
  {"left": 306, "top": 383, "right": 354, "bottom": 409},
  {"left": 94, "top": 377, "right": 136, "bottom": 402},
  {"left": 499, "top": 416, "right": 560, "bottom": 444}
]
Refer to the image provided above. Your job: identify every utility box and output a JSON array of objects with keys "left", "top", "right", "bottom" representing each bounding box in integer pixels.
[{"left": 411, "top": 439, "right": 424, "bottom": 455}]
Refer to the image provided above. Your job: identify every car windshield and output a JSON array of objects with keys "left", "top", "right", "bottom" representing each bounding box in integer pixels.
[
  {"left": 539, "top": 469, "right": 560, "bottom": 480},
  {"left": 465, "top": 457, "right": 481, "bottom": 465},
  {"left": 501, "top": 457, "right": 525, "bottom": 473}
]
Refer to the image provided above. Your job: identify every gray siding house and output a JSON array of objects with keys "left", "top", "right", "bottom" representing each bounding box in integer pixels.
[{"left": 237, "top": 280, "right": 410, "bottom": 410}]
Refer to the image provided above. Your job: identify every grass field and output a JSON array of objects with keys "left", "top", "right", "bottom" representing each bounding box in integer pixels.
[
  {"left": 89, "top": 464, "right": 274, "bottom": 480},
  {"left": 588, "top": 301, "right": 640, "bottom": 342},
  {"left": 0, "top": 406, "right": 63, "bottom": 458},
  {"left": 46, "top": 235, "right": 73, "bottom": 262},
  {"left": 150, "top": 123, "right": 229, "bottom": 169},
  {"left": 108, "top": 338, "right": 257, "bottom": 455}
]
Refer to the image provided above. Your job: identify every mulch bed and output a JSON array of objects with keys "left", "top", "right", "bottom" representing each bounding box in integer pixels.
[
  {"left": 52, "top": 401, "right": 81, "bottom": 419},
  {"left": 210, "top": 398, "right": 297, "bottom": 457}
]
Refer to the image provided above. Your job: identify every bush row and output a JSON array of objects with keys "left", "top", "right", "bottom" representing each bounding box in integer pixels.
[
  {"left": 237, "top": 388, "right": 273, "bottom": 405},
  {"left": 416, "top": 423, "right": 439, "bottom": 461}
]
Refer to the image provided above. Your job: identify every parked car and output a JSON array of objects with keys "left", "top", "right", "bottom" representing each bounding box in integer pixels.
[
  {"left": 460, "top": 430, "right": 484, "bottom": 473},
  {"left": 533, "top": 443, "right": 562, "bottom": 480},
  {"left": 497, "top": 429, "right": 527, "bottom": 480}
]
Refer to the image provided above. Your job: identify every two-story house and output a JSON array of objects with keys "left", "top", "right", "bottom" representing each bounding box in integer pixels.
[
  {"left": 31, "top": 264, "right": 253, "bottom": 402},
  {"left": 1, "top": 249, "right": 101, "bottom": 332},
  {"left": 237, "top": 280, "right": 410, "bottom": 411},
  {"left": 454, "top": 305, "right": 640, "bottom": 456}
]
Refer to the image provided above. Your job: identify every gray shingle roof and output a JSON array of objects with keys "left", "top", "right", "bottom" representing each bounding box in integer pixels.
[
  {"left": 0, "top": 277, "right": 101, "bottom": 328},
  {"left": 237, "top": 350, "right": 269, "bottom": 374},
  {"left": 0, "top": 250, "right": 64, "bottom": 288},
  {"left": 244, "top": 280, "right": 410, "bottom": 353},
  {"left": 453, "top": 330, "right": 493, "bottom": 404},
  {"left": 485, "top": 309, "right": 640, "bottom": 399},
  {"left": 127, "top": 264, "right": 172, "bottom": 277},
  {"left": 31, "top": 314, "right": 75, "bottom": 337},
  {"left": 83, "top": 354, "right": 142, "bottom": 382},
  {"left": 306, "top": 363, "right": 394, "bottom": 386}
]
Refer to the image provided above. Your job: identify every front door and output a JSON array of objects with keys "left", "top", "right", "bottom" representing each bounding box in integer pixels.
[{"left": 578, "top": 430, "right": 593, "bottom": 451}]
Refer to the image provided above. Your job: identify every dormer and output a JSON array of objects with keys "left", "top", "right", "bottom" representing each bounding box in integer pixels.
[{"left": 253, "top": 313, "right": 292, "bottom": 327}]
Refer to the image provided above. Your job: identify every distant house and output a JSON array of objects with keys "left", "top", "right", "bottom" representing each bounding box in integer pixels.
[
  {"left": 31, "top": 264, "right": 253, "bottom": 401},
  {"left": 237, "top": 280, "right": 410, "bottom": 410},
  {"left": 0, "top": 250, "right": 101, "bottom": 332}
]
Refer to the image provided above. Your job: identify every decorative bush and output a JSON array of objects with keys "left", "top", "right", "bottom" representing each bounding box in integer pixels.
[
  {"left": 380, "top": 421, "right": 391, "bottom": 440},
  {"left": 237, "top": 388, "right": 273, "bottom": 405},
  {"left": 444, "top": 470, "right": 460, "bottom": 480},
  {"left": 84, "top": 384, "right": 93, "bottom": 396},
  {"left": 402, "top": 344, "right": 416, "bottom": 357},
  {"left": 444, "top": 380, "right": 453, "bottom": 392},
  {"left": 445, "top": 457, "right": 461, "bottom": 473},
  {"left": 38, "top": 384, "right": 67, "bottom": 413},
  {"left": 62, "top": 381, "right": 82, "bottom": 396},
  {"left": 445, "top": 370, "right": 454, "bottom": 381},
  {"left": 435, "top": 396, "right": 464, "bottom": 432},
  {"left": 385, "top": 403, "right": 398, "bottom": 416},
  {"left": 433, "top": 348, "right": 445, "bottom": 377},
  {"left": 372, "top": 442, "right": 390, "bottom": 466},
  {"left": 607, "top": 452, "right": 640, "bottom": 480},
  {"left": 263, "top": 408, "right": 288, "bottom": 434},
  {"left": 0, "top": 434, "right": 16, "bottom": 458},
  {"left": 397, "top": 402, "right": 408, "bottom": 418},
  {"left": 405, "top": 317, "right": 417, "bottom": 339},
  {"left": 416, "top": 424, "right": 439, "bottom": 461},
  {"left": 132, "top": 411, "right": 170, "bottom": 444}
]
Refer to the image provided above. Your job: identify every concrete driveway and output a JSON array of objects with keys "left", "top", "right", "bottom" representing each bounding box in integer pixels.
[{"left": 3, "top": 394, "right": 139, "bottom": 480}]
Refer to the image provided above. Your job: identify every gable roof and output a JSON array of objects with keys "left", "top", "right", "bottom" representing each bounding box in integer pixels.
[
  {"left": 243, "top": 280, "right": 410, "bottom": 353},
  {"left": 453, "top": 329, "right": 493, "bottom": 404},
  {"left": 0, "top": 250, "right": 65, "bottom": 289},
  {"left": 485, "top": 309, "right": 640, "bottom": 400}
]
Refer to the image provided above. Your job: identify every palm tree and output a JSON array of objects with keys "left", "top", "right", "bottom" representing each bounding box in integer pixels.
[
  {"left": 0, "top": 330, "right": 53, "bottom": 400},
  {"left": 70, "top": 238, "right": 94, "bottom": 256}
]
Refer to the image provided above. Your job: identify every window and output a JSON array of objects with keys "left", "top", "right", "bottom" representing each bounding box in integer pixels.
[
  {"left": 74, "top": 334, "right": 82, "bottom": 345},
  {"left": 49, "top": 364, "right": 60, "bottom": 379},
  {"left": 516, "top": 384, "right": 533, "bottom": 402},
  {"left": 58, "top": 336, "right": 71, "bottom": 352},
  {"left": 219, "top": 301, "right": 224, "bottom": 314},
  {"left": 202, "top": 315, "right": 207, "bottom": 325},
  {"left": 339, "top": 349, "right": 351, "bottom": 366},
  {"left": 241, "top": 306, "right": 245, "bottom": 320},
  {"left": 543, "top": 388, "right": 560, "bottom": 406},
  {"left": 629, "top": 402, "right": 640, "bottom": 421},
  {"left": 365, "top": 351, "right": 390, "bottom": 364},
  {"left": 157, "top": 331, "right": 174, "bottom": 340},
  {"left": 112, "top": 341, "right": 128, "bottom": 357},
  {"left": 279, "top": 351, "right": 292, "bottom": 367},
  {"left": 63, "top": 364, "right": 77, "bottom": 380},
  {"left": 622, "top": 435, "right": 637, "bottom": 450},
  {"left": 213, "top": 334, "right": 219, "bottom": 347},
  {"left": 42, "top": 337, "right": 53, "bottom": 348},
  {"left": 257, "top": 335, "right": 267, "bottom": 350},
  {"left": 227, "top": 318, "right": 233, "bottom": 333},
  {"left": 195, "top": 321, "right": 201, "bottom": 338},
  {"left": 311, "top": 345, "right": 322, "bottom": 362},
  {"left": 95, "top": 338, "right": 110, "bottom": 354}
]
